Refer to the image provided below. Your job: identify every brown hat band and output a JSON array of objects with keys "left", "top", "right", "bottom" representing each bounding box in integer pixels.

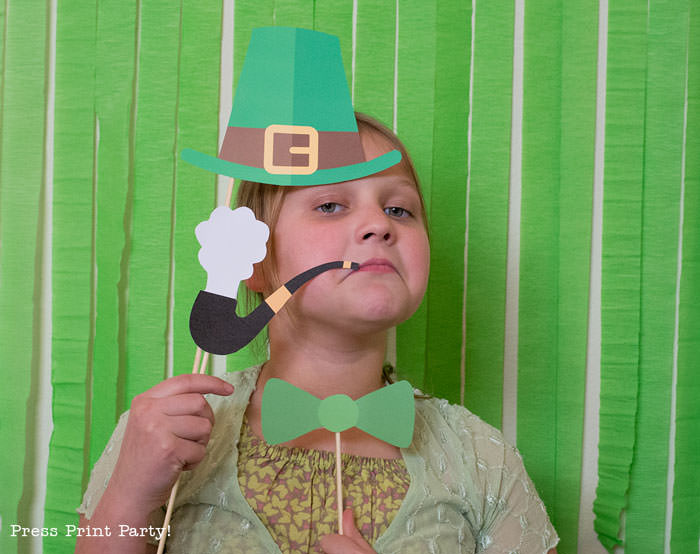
[{"left": 219, "top": 125, "right": 366, "bottom": 176}]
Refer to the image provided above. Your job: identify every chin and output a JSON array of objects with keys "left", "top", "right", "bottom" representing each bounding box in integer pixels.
[
  {"left": 348, "top": 298, "right": 413, "bottom": 329},
  {"left": 294, "top": 281, "right": 422, "bottom": 332}
]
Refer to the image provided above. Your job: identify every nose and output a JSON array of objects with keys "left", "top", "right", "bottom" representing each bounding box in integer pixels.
[{"left": 357, "top": 210, "right": 395, "bottom": 244}]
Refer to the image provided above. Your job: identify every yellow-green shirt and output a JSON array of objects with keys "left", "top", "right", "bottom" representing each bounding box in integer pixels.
[{"left": 237, "top": 415, "right": 410, "bottom": 551}]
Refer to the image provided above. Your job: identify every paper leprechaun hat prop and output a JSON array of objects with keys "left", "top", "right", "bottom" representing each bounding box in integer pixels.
[{"left": 181, "top": 27, "right": 401, "bottom": 185}]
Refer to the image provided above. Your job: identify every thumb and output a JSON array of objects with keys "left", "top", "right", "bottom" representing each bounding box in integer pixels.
[
  {"left": 341, "top": 508, "right": 363, "bottom": 540},
  {"left": 320, "top": 509, "right": 375, "bottom": 553}
]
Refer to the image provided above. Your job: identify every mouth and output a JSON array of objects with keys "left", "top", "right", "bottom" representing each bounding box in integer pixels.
[{"left": 357, "top": 258, "right": 398, "bottom": 274}]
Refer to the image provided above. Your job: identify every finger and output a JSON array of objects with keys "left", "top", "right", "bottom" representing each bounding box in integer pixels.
[
  {"left": 160, "top": 393, "right": 216, "bottom": 420},
  {"left": 168, "top": 415, "right": 213, "bottom": 444},
  {"left": 320, "top": 510, "right": 374, "bottom": 554},
  {"left": 172, "top": 437, "right": 208, "bottom": 471},
  {"left": 342, "top": 509, "right": 364, "bottom": 542},
  {"left": 319, "top": 534, "right": 361, "bottom": 554},
  {"left": 146, "top": 374, "right": 234, "bottom": 399},
  {"left": 147, "top": 434, "right": 208, "bottom": 474}
]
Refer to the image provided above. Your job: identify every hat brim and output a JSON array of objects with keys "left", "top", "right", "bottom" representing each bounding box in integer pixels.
[{"left": 181, "top": 148, "right": 402, "bottom": 186}]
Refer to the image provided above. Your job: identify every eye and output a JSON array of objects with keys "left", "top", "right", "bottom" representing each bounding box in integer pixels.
[
  {"left": 316, "top": 202, "right": 343, "bottom": 214},
  {"left": 384, "top": 206, "right": 412, "bottom": 218}
]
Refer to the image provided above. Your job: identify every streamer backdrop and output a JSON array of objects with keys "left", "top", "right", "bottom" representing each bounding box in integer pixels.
[{"left": 0, "top": 1, "right": 698, "bottom": 553}]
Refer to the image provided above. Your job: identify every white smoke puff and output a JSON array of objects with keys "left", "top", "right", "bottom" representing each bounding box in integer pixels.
[{"left": 195, "top": 206, "right": 270, "bottom": 298}]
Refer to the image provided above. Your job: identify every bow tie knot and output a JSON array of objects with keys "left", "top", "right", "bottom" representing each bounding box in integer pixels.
[{"left": 319, "top": 394, "right": 360, "bottom": 432}]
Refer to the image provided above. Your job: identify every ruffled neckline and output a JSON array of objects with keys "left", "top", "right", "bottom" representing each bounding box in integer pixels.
[{"left": 239, "top": 416, "right": 409, "bottom": 475}]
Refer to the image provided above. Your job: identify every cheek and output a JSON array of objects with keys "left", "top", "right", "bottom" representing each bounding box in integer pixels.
[
  {"left": 409, "top": 232, "right": 431, "bottom": 287},
  {"left": 272, "top": 226, "right": 339, "bottom": 280}
]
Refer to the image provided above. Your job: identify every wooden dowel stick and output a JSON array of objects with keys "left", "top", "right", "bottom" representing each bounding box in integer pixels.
[
  {"left": 156, "top": 478, "right": 179, "bottom": 554},
  {"left": 192, "top": 346, "right": 202, "bottom": 374},
  {"left": 198, "top": 351, "right": 210, "bottom": 375},
  {"left": 335, "top": 432, "right": 344, "bottom": 535},
  {"left": 225, "top": 177, "right": 235, "bottom": 208},
  {"left": 157, "top": 347, "right": 209, "bottom": 554},
  {"left": 159, "top": 176, "right": 235, "bottom": 553}
]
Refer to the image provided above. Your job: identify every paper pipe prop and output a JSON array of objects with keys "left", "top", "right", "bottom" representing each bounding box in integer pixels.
[
  {"left": 156, "top": 26, "right": 402, "bottom": 553},
  {"left": 262, "top": 378, "right": 415, "bottom": 533},
  {"left": 189, "top": 205, "right": 359, "bottom": 354},
  {"left": 190, "top": 260, "right": 358, "bottom": 355}
]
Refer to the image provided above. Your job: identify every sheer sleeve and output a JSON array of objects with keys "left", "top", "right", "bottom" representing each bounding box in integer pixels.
[
  {"left": 76, "top": 412, "right": 129, "bottom": 519},
  {"left": 477, "top": 442, "right": 558, "bottom": 554},
  {"left": 75, "top": 411, "right": 165, "bottom": 542},
  {"left": 442, "top": 404, "right": 559, "bottom": 554}
]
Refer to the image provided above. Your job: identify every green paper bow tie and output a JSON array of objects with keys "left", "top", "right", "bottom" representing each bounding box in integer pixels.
[{"left": 261, "top": 378, "right": 415, "bottom": 448}]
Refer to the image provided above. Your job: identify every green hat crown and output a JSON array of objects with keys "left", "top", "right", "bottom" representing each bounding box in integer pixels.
[{"left": 182, "top": 27, "right": 401, "bottom": 185}]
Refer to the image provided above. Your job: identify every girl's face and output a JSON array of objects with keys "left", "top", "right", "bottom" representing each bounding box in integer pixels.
[{"left": 268, "top": 129, "right": 430, "bottom": 334}]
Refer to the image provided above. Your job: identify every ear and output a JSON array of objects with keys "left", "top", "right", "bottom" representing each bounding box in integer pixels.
[{"left": 245, "top": 262, "right": 266, "bottom": 293}]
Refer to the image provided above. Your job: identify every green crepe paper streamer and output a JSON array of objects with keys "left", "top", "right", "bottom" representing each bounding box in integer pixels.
[
  {"left": 464, "top": 0, "right": 514, "bottom": 426},
  {"left": 269, "top": 0, "right": 314, "bottom": 30},
  {"left": 122, "top": 1, "right": 182, "bottom": 405},
  {"left": 517, "top": 0, "right": 562, "bottom": 513},
  {"left": 672, "top": 5, "right": 700, "bottom": 548},
  {"left": 353, "top": 0, "right": 396, "bottom": 125},
  {"left": 551, "top": 0, "right": 597, "bottom": 548},
  {"left": 44, "top": 2, "right": 97, "bottom": 552},
  {"left": 423, "top": 1, "right": 470, "bottom": 405},
  {"left": 233, "top": 2, "right": 274, "bottom": 92},
  {"left": 671, "top": 4, "right": 700, "bottom": 549},
  {"left": 0, "top": 1, "right": 47, "bottom": 552},
  {"left": 312, "top": 0, "right": 354, "bottom": 89},
  {"left": 593, "top": 1, "right": 647, "bottom": 548},
  {"left": 395, "top": 2, "right": 436, "bottom": 392},
  {"left": 172, "top": 3, "right": 221, "bottom": 376},
  {"left": 0, "top": 0, "right": 5, "bottom": 123},
  {"left": 518, "top": 4, "right": 595, "bottom": 548},
  {"left": 89, "top": 0, "right": 137, "bottom": 467},
  {"left": 625, "top": 1, "right": 688, "bottom": 551}
]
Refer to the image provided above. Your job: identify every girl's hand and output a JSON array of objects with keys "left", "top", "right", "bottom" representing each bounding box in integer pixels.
[
  {"left": 320, "top": 509, "right": 376, "bottom": 554},
  {"left": 104, "top": 374, "right": 234, "bottom": 517}
]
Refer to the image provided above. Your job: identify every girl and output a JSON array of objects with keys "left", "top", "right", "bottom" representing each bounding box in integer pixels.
[{"left": 75, "top": 114, "right": 559, "bottom": 554}]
